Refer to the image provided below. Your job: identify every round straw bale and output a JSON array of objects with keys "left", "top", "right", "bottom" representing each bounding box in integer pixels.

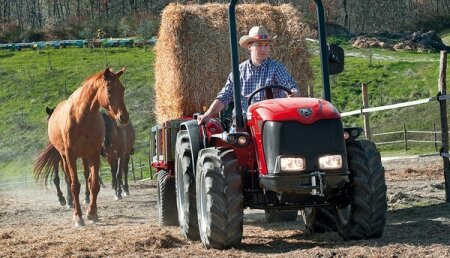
[{"left": 154, "top": 3, "right": 313, "bottom": 124}]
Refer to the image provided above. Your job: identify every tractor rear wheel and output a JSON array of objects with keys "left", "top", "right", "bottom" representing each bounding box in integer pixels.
[
  {"left": 175, "top": 130, "right": 199, "bottom": 240},
  {"left": 157, "top": 169, "right": 178, "bottom": 226},
  {"left": 335, "top": 140, "right": 387, "bottom": 240},
  {"left": 265, "top": 209, "right": 298, "bottom": 223},
  {"left": 301, "top": 207, "right": 336, "bottom": 233},
  {"left": 196, "top": 148, "right": 243, "bottom": 249}
]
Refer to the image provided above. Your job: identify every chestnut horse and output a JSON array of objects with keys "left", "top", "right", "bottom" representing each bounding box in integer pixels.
[
  {"left": 101, "top": 112, "right": 135, "bottom": 200},
  {"left": 42, "top": 107, "right": 91, "bottom": 209},
  {"left": 42, "top": 107, "right": 133, "bottom": 204},
  {"left": 34, "top": 67, "right": 129, "bottom": 227}
]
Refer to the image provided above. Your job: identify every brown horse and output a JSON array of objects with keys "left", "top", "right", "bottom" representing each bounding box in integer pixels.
[
  {"left": 42, "top": 107, "right": 92, "bottom": 209},
  {"left": 101, "top": 112, "right": 135, "bottom": 200},
  {"left": 34, "top": 67, "right": 129, "bottom": 227}
]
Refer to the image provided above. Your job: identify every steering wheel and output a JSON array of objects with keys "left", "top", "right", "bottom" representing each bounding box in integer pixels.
[{"left": 247, "top": 85, "right": 292, "bottom": 107}]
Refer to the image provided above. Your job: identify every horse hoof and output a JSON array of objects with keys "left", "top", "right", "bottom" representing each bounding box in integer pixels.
[
  {"left": 74, "top": 219, "right": 85, "bottom": 227},
  {"left": 87, "top": 214, "right": 99, "bottom": 222},
  {"left": 84, "top": 199, "right": 90, "bottom": 205},
  {"left": 114, "top": 195, "right": 122, "bottom": 201},
  {"left": 123, "top": 191, "right": 129, "bottom": 197},
  {"left": 59, "top": 199, "right": 67, "bottom": 206},
  {"left": 66, "top": 204, "right": 73, "bottom": 210}
]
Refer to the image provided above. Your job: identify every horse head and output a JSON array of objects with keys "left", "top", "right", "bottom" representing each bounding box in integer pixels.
[
  {"left": 98, "top": 67, "right": 129, "bottom": 127},
  {"left": 46, "top": 106, "right": 55, "bottom": 120}
]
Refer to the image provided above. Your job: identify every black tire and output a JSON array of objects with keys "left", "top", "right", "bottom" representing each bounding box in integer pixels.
[
  {"left": 175, "top": 130, "right": 199, "bottom": 240},
  {"left": 301, "top": 207, "right": 336, "bottom": 233},
  {"left": 335, "top": 140, "right": 387, "bottom": 240},
  {"left": 157, "top": 169, "right": 178, "bottom": 226},
  {"left": 265, "top": 209, "right": 298, "bottom": 223},
  {"left": 196, "top": 148, "right": 243, "bottom": 249}
]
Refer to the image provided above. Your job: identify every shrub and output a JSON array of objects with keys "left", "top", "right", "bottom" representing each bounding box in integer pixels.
[
  {"left": 0, "top": 22, "right": 21, "bottom": 43},
  {"left": 21, "top": 29, "right": 45, "bottom": 42}
]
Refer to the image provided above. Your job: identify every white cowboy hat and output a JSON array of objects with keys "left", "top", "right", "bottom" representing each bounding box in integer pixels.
[{"left": 239, "top": 26, "right": 276, "bottom": 48}]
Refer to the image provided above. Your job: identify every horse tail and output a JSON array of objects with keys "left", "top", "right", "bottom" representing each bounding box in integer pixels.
[{"left": 33, "top": 142, "right": 61, "bottom": 186}]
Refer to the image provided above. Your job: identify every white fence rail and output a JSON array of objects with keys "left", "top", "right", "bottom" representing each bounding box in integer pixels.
[{"left": 340, "top": 97, "right": 436, "bottom": 117}]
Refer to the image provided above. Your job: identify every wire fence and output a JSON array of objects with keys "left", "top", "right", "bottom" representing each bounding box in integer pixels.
[{"left": 0, "top": 158, "right": 151, "bottom": 191}]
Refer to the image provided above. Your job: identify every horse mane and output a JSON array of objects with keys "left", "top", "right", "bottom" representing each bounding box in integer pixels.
[
  {"left": 82, "top": 70, "right": 104, "bottom": 86},
  {"left": 102, "top": 112, "right": 113, "bottom": 147},
  {"left": 81, "top": 68, "right": 120, "bottom": 88},
  {"left": 70, "top": 70, "right": 107, "bottom": 101}
]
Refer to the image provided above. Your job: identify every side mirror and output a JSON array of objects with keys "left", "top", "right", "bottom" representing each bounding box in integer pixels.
[{"left": 328, "top": 44, "right": 344, "bottom": 75}]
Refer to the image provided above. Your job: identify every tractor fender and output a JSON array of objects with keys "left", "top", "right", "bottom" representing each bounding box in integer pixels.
[{"left": 180, "top": 120, "right": 202, "bottom": 176}]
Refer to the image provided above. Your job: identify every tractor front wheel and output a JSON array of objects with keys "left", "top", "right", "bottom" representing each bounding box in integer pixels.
[
  {"left": 335, "top": 140, "right": 387, "bottom": 240},
  {"left": 196, "top": 148, "right": 243, "bottom": 249},
  {"left": 301, "top": 207, "right": 336, "bottom": 233}
]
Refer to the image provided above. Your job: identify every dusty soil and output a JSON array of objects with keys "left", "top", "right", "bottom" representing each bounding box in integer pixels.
[{"left": 1, "top": 156, "right": 449, "bottom": 258}]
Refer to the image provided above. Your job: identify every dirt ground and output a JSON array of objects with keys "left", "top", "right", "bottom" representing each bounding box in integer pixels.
[{"left": 1, "top": 156, "right": 449, "bottom": 258}]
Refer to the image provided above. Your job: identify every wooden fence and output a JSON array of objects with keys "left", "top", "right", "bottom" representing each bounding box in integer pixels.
[{"left": 372, "top": 123, "right": 441, "bottom": 151}]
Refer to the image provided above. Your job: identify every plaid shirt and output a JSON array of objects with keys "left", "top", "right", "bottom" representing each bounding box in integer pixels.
[{"left": 216, "top": 58, "right": 299, "bottom": 112}]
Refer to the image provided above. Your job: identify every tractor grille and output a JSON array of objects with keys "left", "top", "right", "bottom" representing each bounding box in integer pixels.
[{"left": 262, "top": 119, "right": 347, "bottom": 173}]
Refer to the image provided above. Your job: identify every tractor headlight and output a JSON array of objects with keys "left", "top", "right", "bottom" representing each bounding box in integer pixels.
[
  {"left": 223, "top": 133, "right": 249, "bottom": 147},
  {"left": 279, "top": 156, "right": 305, "bottom": 172},
  {"left": 237, "top": 135, "right": 248, "bottom": 146},
  {"left": 318, "top": 155, "right": 342, "bottom": 169},
  {"left": 343, "top": 127, "right": 362, "bottom": 140}
]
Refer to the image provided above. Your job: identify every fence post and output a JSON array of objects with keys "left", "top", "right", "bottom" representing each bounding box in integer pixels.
[
  {"left": 403, "top": 123, "right": 408, "bottom": 150},
  {"left": 437, "top": 50, "right": 450, "bottom": 203},
  {"left": 362, "top": 83, "right": 371, "bottom": 141},
  {"left": 434, "top": 123, "right": 438, "bottom": 152},
  {"left": 308, "top": 83, "right": 314, "bottom": 98},
  {"left": 139, "top": 160, "right": 143, "bottom": 180},
  {"left": 47, "top": 52, "right": 53, "bottom": 71},
  {"left": 148, "top": 155, "right": 153, "bottom": 180}
]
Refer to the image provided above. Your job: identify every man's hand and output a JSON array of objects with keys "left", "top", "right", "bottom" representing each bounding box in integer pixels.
[
  {"left": 288, "top": 89, "right": 299, "bottom": 97},
  {"left": 197, "top": 99, "right": 225, "bottom": 125},
  {"left": 197, "top": 113, "right": 211, "bottom": 125}
]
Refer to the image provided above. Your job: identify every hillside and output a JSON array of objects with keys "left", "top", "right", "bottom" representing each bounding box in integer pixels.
[
  {"left": 309, "top": 39, "right": 448, "bottom": 154},
  {"left": 0, "top": 42, "right": 449, "bottom": 176}
]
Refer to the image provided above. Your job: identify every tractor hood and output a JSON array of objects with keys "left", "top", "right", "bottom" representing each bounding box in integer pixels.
[{"left": 247, "top": 97, "right": 340, "bottom": 124}]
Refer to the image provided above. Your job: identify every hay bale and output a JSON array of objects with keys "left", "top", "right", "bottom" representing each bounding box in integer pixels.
[{"left": 154, "top": 3, "right": 313, "bottom": 124}]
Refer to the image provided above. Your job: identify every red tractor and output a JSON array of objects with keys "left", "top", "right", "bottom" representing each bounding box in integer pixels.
[{"left": 151, "top": 0, "right": 387, "bottom": 249}]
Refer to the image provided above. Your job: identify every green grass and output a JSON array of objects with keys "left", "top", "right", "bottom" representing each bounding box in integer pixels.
[{"left": 0, "top": 42, "right": 449, "bottom": 177}]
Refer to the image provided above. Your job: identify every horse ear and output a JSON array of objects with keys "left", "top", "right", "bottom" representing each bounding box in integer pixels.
[
  {"left": 116, "top": 66, "right": 126, "bottom": 78},
  {"left": 46, "top": 106, "right": 52, "bottom": 115},
  {"left": 104, "top": 67, "right": 113, "bottom": 78}
]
